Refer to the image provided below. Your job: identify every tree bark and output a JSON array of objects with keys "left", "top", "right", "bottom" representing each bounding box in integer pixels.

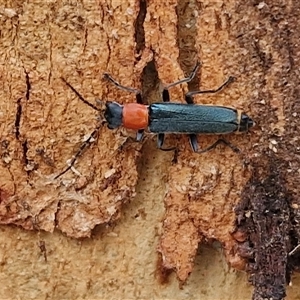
[{"left": 0, "top": 0, "right": 299, "bottom": 299}]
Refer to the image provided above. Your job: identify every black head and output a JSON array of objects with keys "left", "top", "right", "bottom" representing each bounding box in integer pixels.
[
  {"left": 239, "top": 113, "right": 254, "bottom": 132},
  {"left": 104, "top": 101, "right": 123, "bottom": 129}
]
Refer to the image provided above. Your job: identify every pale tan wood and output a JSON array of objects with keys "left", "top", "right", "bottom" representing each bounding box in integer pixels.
[{"left": 0, "top": 0, "right": 299, "bottom": 299}]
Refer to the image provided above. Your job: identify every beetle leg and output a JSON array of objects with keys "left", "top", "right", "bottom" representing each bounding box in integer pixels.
[
  {"left": 162, "top": 61, "right": 201, "bottom": 102},
  {"left": 103, "top": 73, "right": 143, "bottom": 104},
  {"left": 189, "top": 134, "right": 240, "bottom": 153},
  {"left": 157, "top": 133, "right": 176, "bottom": 151},
  {"left": 162, "top": 88, "right": 171, "bottom": 102},
  {"left": 136, "top": 129, "right": 144, "bottom": 141},
  {"left": 185, "top": 76, "right": 235, "bottom": 104}
]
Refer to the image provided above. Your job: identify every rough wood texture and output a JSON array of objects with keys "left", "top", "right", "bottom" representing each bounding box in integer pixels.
[
  {"left": 0, "top": 0, "right": 300, "bottom": 299},
  {"left": 0, "top": 0, "right": 143, "bottom": 238}
]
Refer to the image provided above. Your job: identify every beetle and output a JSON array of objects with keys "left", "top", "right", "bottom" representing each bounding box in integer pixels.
[{"left": 55, "top": 62, "right": 253, "bottom": 178}]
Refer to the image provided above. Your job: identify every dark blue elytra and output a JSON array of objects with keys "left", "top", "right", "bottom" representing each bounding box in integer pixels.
[{"left": 149, "top": 103, "right": 251, "bottom": 134}]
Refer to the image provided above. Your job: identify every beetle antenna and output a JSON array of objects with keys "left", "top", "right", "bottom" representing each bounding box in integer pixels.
[
  {"left": 61, "top": 77, "right": 100, "bottom": 111},
  {"left": 55, "top": 78, "right": 105, "bottom": 179},
  {"left": 54, "top": 126, "right": 101, "bottom": 179}
]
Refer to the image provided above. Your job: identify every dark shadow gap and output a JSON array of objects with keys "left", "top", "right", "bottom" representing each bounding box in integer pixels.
[{"left": 135, "top": 0, "right": 147, "bottom": 59}]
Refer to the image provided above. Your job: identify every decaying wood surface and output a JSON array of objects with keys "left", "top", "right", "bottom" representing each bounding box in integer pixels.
[{"left": 0, "top": 0, "right": 300, "bottom": 299}]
